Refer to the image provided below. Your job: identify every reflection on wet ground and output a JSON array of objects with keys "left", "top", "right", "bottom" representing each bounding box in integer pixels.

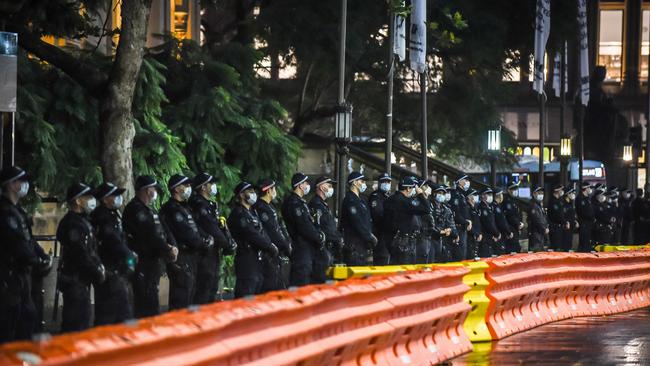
[{"left": 450, "top": 306, "right": 650, "bottom": 366}]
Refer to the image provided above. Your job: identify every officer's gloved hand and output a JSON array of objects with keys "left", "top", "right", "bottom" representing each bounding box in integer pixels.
[
  {"left": 268, "top": 243, "right": 279, "bottom": 257},
  {"left": 204, "top": 236, "right": 215, "bottom": 250},
  {"left": 94, "top": 263, "right": 106, "bottom": 284},
  {"left": 36, "top": 254, "right": 53, "bottom": 277},
  {"left": 168, "top": 246, "right": 179, "bottom": 262}
]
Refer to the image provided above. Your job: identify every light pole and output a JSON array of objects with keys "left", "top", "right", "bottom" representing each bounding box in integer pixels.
[
  {"left": 623, "top": 144, "right": 633, "bottom": 189},
  {"left": 335, "top": 0, "right": 348, "bottom": 214},
  {"left": 487, "top": 128, "right": 501, "bottom": 187},
  {"left": 560, "top": 134, "right": 572, "bottom": 186}
]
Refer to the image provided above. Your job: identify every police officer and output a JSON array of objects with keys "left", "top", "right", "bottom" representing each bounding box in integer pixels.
[
  {"left": 575, "top": 182, "right": 595, "bottom": 252},
  {"left": 431, "top": 184, "right": 453, "bottom": 262},
  {"left": 493, "top": 189, "right": 512, "bottom": 255},
  {"left": 368, "top": 173, "right": 392, "bottom": 265},
  {"left": 189, "top": 173, "right": 233, "bottom": 304},
  {"left": 90, "top": 182, "right": 136, "bottom": 326},
  {"left": 282, "top": 173, "right": 325, "bottom": 286},
  {"left": 308, "top": 176, "right": 341, "bottom": 280},
  {"left": 547, "top": 184, "right": 569, "bottom": 251},
  {"left": 466, "top": 189, "right": 483, "bottom": 258},
  {"left": 528, "top": 187, "right": 549, "bottom": 252},
  {"left": 228, "top": 182, "right": 277, "bottom": 297},
  {"left": 449, "top": 174, "right": 473, "bottom": 260},
  {"left": 619, "top": 189, "right": 633, "bottom": 245},
  {"left": 594, "top": 187, "right": 614, "bottom": 245},
  {"left": 383, "top": 176, "right": 429, "bottom": 264},
  {"left": 478, "top": 188, "right": 500, "bottom": 257},
  {"left": 562, "top": 187, "right": 578, "bottom": 251},
  {"left": 56, "top": 183, "right": 105, "bottom": 332},
  {"left": 340, "top": 172, "right": 376, "bottom": 266},
  {"left": 161, "top": 174, "right": 214, "bottom": 310},
  {"left": 502, "top": 182, "right": 524, "bottom": 253},
  {"left": 631, "top": 189, "right": 646, "bottom": 244},
  {"left": 608, "top": 188, "right": 622, "bottom": 245},
  {"left": 124, "top": 176, "right": 178, "bottom": 318},
  {"left": 414, "top": 179, "right": 434, "bottom": 263},
  {"left": 441, "top": 185, "right": 459, "bottom": 262},
  {"left": 254, "top": 178, "right": 292, "bottom": 290},
  {"left": 0, "top": 167, "right": 51, "bottom": 343}
]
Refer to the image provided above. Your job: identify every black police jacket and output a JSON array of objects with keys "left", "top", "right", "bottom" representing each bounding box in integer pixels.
[
  {"left": 90, "top": 205, "right": 134, "bottom": 273},
  {"left": 161, "top": 199, "right": 212, "bottom": 252},
  {"left": 0, "top": 196, "right": 46, "bottom": 274},
  {"left": 563, "top": 199, "right": 577, "bottom": 229},
  {"left": 341, "top": 191, "right": 374, "bottom": 245},
  {"left": 442, "top": 203, "right": 459, "bottom": 239},
  {"left": 228, "top": 203, "right": 274, "bottom": 278},
  {"left": 123, "top": 197, "right": 173, "bottom": 260},
  {"left": 281, "top": 192, "right": 324, "bottom": 262},
  {"left": 383, "top": 193, "right": 430, "bottom": 237},
  {"left": 368, "top": 190, "right": 389, "bottom": 235},
  {"left": 469, "top": 204, "right": 482, "bottom": 239},
  {"left": 56, "top": 211, "right": 103, "bottom": 283},
  {"left": 502, "top": 195, "right": 522, "bottom": 232},
  {"left": 493, "top": 202, "right": 513, "bottom": 238},
  {"left": 548, "top": 196, "right": 567, "bottom": 226},
  {"left": 576, "top": 193, "right": 595, "bottom": 224},
  {"left": 254, "top": 199, "right": 292, "bottom": 255},
  {"left": 308, "top": 195, "right": 342, "bottom": 245},
  {"left": 450, "top": 189, "right": 471, "bottom": 230},
  {"left": 189, "top": 195, "right": 230, "bottom": 251},
  {"left": 528, "top": 201, "right": 549, "bottom": 235},
  {"left": 479, "top": 201, "right": 500, "bottom": 238}
]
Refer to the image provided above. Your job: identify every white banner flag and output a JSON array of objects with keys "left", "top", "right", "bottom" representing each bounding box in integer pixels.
[
  {"left": 409, "top": 0, "right": 427, "bottom": 74},
  {"left": 533, "top": 0, "right": 551, "bottom": 94},
  {"left": 552, "top": 42, "right": 568, "bottom": 98},
  {"left": 394, "top": 13, "right": 406, "bottom": 61},
  {"left": 577, "top": 0, "right": 590, "bottom": 105}
]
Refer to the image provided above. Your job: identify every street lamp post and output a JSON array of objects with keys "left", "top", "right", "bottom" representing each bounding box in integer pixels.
[
  {"left": 487, "top": 128, "right": 501, "bottom": 187},
  {"left": 335, "top": 103, "right": 352, "bottom": 210},
  {"left": 623, "top": 144, "right": 633, "bottom": 189},
  {"left": 560, "top": 134, "right": 572, "bottom": 186}
]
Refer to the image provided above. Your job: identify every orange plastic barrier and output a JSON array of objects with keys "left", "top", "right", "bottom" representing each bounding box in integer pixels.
[
  {"left": 0, "top": 267, "right": 472, "bottom": 366},
  {"left": 483, "top": 249, "right": 650, "bottom": 340}
]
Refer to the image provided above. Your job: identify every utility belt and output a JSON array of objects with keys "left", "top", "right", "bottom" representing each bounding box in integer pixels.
[{"left": 392, "top": 231, "right": 417, "bottom": 253}]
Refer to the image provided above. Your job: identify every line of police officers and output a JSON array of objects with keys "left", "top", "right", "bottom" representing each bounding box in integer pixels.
[{"left": 1, "top": 165, "right": 646, "bottom": 343}]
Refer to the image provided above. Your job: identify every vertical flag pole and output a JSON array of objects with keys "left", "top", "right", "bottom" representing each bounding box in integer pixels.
[
  {"left": 533, "top": 0, "right": 550, "bottom": 189},
  {"left": 336, "top": 0, "right": 348, "bottom": 214},
  {"left": 577, "top": 0, "right": 590, "bottom": 186},
  {"left": 385, "top": 9, "right": 395, "bottom": 175}
]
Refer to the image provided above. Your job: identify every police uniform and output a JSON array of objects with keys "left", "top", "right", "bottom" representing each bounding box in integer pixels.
[
  {"left": 340, "top": 172, "right": 375, "bottom": 266},
  {"left": 188, "top": 173, "right": 233, "bottom": 304},
  {"left": 619, "top": 189, "right": 633, "bottom": 245},
  {"left": 430, "top": 184, "right": 451, "bottom": 263},
  {"left": 576, "top": 183, "right": 595, "bottom": 252},
  {"left": 123, "top": 176, "right": 176, "bottom": 318},
  {"left": 413, "top": 180, "right": 434, "bottom": 264},
  {"left": 631, "top": 191, "right": 647, "bottom": 245},
  {"left": 161, "top": 174, "right": 213, "bottom": 310},
  {"left": 547, "top": 185, "right": 568, "bottom": 251},
  {"left": 228, "top": 182, "right": 276, "bottom": 297},
  {"left": 56, "top": 183, "right": 105, "bottom": 332},
  {"left": 383, "top": 177, "right": 430, "bottom": 265},
  {"left": 281, "top": 173, "right": 325, "bottom": 286},
  {"left": 0, "top": 167, "right": 50, "bottom": 343},
  {"left": 449, "top": 174, "right": 473, "bottom": 260},
  {"left": 308, "top": 176, "right": 341, "bottom": 282},
  {"left": 502, "top": 183, "right": 523, "bottom": 253},
  {"left": 479, "top": 189, "right": 499, "bottom": 258},
  {"left": 528, "top": 187, "right": 549, "bottom": 252},
  {"left": 441, "top": 187, "right": 459, "bottom": 262},
  {"left": 90, "top": 183, "right": 135, "bottom": 326},
  {"left": 467, "top": 190, "right": 483, "bottom": 259},
  {"left": 594, "top": 189, "right": 614, "bottom": 245},
  {"left": 561, "top": 189, "right": 578, "bottom": 251},
  {"left": 493, "top": 190, "right": 512, "bottom": 256},
  {"left": 368, "top": 173, "right": 392, "bottom": 265},
  {"left": 607, "top": 188, "right": 621, "bottom": 244},
  {"left": 254, "top": 179, "right": 293, "bottom": 290}
]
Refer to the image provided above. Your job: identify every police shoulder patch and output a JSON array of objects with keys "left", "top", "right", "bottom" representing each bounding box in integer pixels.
[
  {"left": 200, "top": 208, "right": 208, "bottom": 217},
  {"left": 505, "top": 203, "right": 512, "bottom": 210},
  {"left": 371, "top": 200, "right": 378, "bottom": 207},
  {"left": 69, "top": 228, "right": 81, "bottom": 243},
  {"left": 261, "top": 212, "right": 269, "bottom": 222},
  {"left": 6, "top": 216, "right": 18, "bottom": 230},
  {"left": 411, "top": 199, "right": 420, "bottom": 206},
  {"left": 483, "top": 210, "right": 489, "bottom": 216},
  {"left": 174, "top": 212, "right": 184, "bottom": 223},
  {"left": 136, "top": 211, "right": 148, "bottom": 222},
  {"left": 350, "top": 206, "right": 357, "bottom": 214},
  {"left": 295, "top": 208, "right": 302, "bottom": 217}
]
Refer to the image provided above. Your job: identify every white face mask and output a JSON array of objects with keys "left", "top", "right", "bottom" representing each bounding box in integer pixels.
[
  {"left": 85, "top": 197, "right": 97, "bottom": 213},
  {"left": 302, "top": 184, "right": 311, "bottom": 195},
  {"left": 435, "top": 194, "right": 446, "bottom": 203},
  {"left": 181, "top": 186, "right": 192, "bottom": 200},
  {"left": 445, "top": 192, "right": 451, "bottom": 202},
  {"left": 112, "top": 195, "right": 124, "bottom": 209},
  {"left": 535, "top": 194, "right": 544, "bottom": 202},
  {"left": 597, "top": 195, "right": 606, "bottom": 203},
  {"left": 150, "top": 190, "right": 158, "bottom": 202},
  {"left": 325, "top": 187, "right": 334, "bottom": 199},
  {"left": 557, "top": 190, "right": 565, "bottom": 197},
  {"left": 462, "top": 181, "right": 470, "bottom": 191},
  {"left": 468, "top": 195, "right": 477, "bottom": 204},
  {"left": 210, "top": 184, "right": 218, "bottom": 196},
  {"left": 17, "top": 182, "right": 29, "bottom": 198},
  {"left": 359, "top": 182, "right": 367, "bottom": 193},
  {"left": 247, "top": 192, "right": 258, "bottom": 205},
  {"left": 271, "top": 189, "right": 277, "bottom": 200},
  {"left": 585, "top": 188, "right": 593, "bottom": 196},
  {"left": 568, "top": 193, "right": 576, "bottom": 201},
  {"left": 380, "top": 182, "right": 391, "bottom": 192},
  {"left": 486, "top": 195, "right": 494, "bottom": 204}
]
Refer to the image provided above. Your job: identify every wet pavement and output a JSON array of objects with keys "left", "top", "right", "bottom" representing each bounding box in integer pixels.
[{"left": 449, "top": 306, "right": 650, "bottom": 366}]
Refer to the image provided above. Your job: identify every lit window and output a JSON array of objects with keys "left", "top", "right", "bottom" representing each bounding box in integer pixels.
[
  {"left": 524, "top": 147, "right": 532, "bottom": 156},
  {"left": 642, "top": 9, "right": 650, "bottom": 81},
  {"left": 598, "top": 9, "right": 624, "bottom": 82}
]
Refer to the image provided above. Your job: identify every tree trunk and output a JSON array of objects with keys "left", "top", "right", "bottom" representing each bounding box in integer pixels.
[{"left": 99, "top": 0, "right": 152, "bottom": 198}]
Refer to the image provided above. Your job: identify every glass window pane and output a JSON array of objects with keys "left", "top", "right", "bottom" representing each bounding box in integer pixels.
[
  {"left": 598, "top": 9, "right": 624, "bottom": 82},
  {"left": 641, "top": 9, "right": 650, "bottom": 81}
]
